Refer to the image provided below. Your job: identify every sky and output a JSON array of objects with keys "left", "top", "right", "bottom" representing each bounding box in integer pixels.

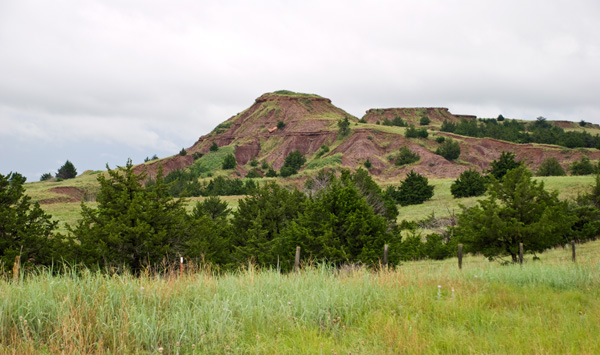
[{"left": 1, "top": 0, "right": 599, "bottom": 181}]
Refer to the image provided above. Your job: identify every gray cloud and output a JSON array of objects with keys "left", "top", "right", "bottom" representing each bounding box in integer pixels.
[{"left": 1, "top": 0, "right": 599, "bottom": 180}]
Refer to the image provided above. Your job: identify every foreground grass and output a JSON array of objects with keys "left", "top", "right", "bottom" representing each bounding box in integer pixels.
[{"left": 2, "top": 242, "right": 600, "bottom": 354}]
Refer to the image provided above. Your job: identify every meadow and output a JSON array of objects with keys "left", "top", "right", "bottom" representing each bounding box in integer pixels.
[{"left": 2, "top": 240, "right": 600, "bottom": 354}]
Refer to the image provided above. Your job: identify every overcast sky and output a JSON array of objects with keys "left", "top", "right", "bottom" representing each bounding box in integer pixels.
[{"left": 1, "top": 0, "right": 599, "bottom": 181}]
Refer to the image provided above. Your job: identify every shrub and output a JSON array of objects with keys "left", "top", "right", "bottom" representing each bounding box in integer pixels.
[
  {"left": 265, "top": 168, "right": 278, "bottom": 177},
  {"left": 405, "top": 125, "right": 428, "bottom": 138},
  {"left": 279, "top": 150, "right": 306, "bottom": 177},
  {"left": 192, "top": 152, "right": 203, "bottom": 160},
  {"left": 222, "top": 153, "right": 237, "bottom": 170},
  {"left": 245, "top": 169, "right": 262, "bottom": 179},
  {"left": 249, "top": 158, "right": 259, "bottom": 167},
  {"left": 435, "top": 136, "right": 445, "bottom": 143},
  {"left": 316, "top": 145, "right": 330, "bottom": 158},
  {"left": 261, "top": 161, "right": 269, "bottom": 170},
  {"left": 179, "top": 148, "right": 187, "bottom": 156},
  {"left": 392, "top": 116, "right": 406, "bottom": 127},
  {"left": 497, "top": 114, "right": 505, "bottom": 121},
  {"left": 56, "top": 160, "right": 77, "bottom": 179},
  {"left": 489, "top": 151, "right": 521, "bottom": 179},
  {"left": 387, "top": 170, "right": 434, "bottom": 206},
  {"left": 364, "top": 159, "right": 372, "bottom": 169},
  {"left": 419, "top": 116, "right": 430, "bottom": 125},
  {"left": 579, "top": 120, "right": 587, "bottom": 127},
  {"left": 451, "top": 169, "right": 487, "bottom": 198},
  {"left": 570, "top": 156, "right": 596, "bottom": 175},
  {"left": 40, "top": 173, "right": 53, "bottom": 181},
  {"left": 537, "top": 157, "right": 566, "bottom": 176},
  {"left": 440, "top": 120, "right": 456, "bottom": 132},
  {"left": 338, "top": 116, "right": 351, "bottom": 137},
  {"left": 435, "top": 138, "right": 461, "bottom": 161},
  {"left": 277, "top": 120, "right": 286, "bottom": 129},
  {"left": 395, "top": 146, "right": 420, "bottom": 166},
  {"left": 210, "top": 142, "right": 219, "bottom": 152}
]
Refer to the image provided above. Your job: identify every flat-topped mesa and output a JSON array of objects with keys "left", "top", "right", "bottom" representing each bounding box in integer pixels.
[
  {"left": 255, "top": 91, "right": 332, "bottom": 104},
  {"left": 361, "top": 107, "right": 472, "bottom": 125}
]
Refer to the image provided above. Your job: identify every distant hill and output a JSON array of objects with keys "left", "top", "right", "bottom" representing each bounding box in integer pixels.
[{"left": 134, "top": 90, "right": 600, "bottom": 181}]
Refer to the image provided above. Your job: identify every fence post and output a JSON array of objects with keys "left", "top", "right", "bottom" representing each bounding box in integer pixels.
[
  {"left": 458, "top": 244, "right": 463, "bottom": 270},
  {"left": 519, "top": 243, "right": 524, "bottom": 265},
  {"left": 180, "top": 257, "right": 184, "bottom": 278},
  {"left": 383, "top": 244, "right": 389, "bottom": 267},
  {"left": 12, "top": 255, "right": 20, "bottom": 283},
  {"left": 294, "top": 246, "right": 301, "bottom": 273},
  {"left": 571, "top": 241, "right": 576, "bottom": 263}
]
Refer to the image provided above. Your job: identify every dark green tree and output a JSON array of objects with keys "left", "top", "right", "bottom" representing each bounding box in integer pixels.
[
  {"left": 419, "top": 116, "right": 430, "bottom": 125},
  {"left": 40, "top": 173, "right": 53, "bottom": 181},
  {"left": 405, "top": 125, "right": 428, "bottom": 138},
  {"left": 184, "top": 197, "right": 232, "bottom": 265},
  {"left": 536, "top": 157, "right": 566, "bottom": 176},
  {"left": 231, "top": 182, "right": 306, "bottom": 267},
  {"left": 497, "top": 114, "right": 505, "bottom": 121},
  {"left": 283, "top": 174, "right": 392, "bottom": 267},
  {"left": 450, "top": 169, "right": 488, "bottom": 198},
  {"left": 441, "top": 120, "right": 457, "bottom": 132},
  {"left": 569, "top": 156, "right": 596, "bottom": 175},
  {"left": 277, "top": 120, "right": 286, "bottom": 129},
  {"left": 456, "top": 166, "right": 574, "bottom": 262},
  {"left": 337, "top": 116, "right": 351, "bottom": 137},
  {"left": 435, "top": 138, "right": 461, "bottom": 161},
  {"left": 279, "top": 150, "right": 306, "bottom": 176},
  {"left": 394, "top": 146, "right": 420, "bottom": 166},
  {"left": 489, "top": 151, "right": 521, "bottom": 179},
  {"left": 249, "top": 158, "right": 259, "bottom": 167},
  {"left": 387, "top": 170, "right": 434, "bottom": 206},
  {"left": 179, "top": 148, "right": 187, "bottom": 156},
  {"left": 222, "top": 153, "right": 237, "bottom": 170},
  {"left": 210, "top": 142, "right": 219, "bottom": 152},
  {"left": 392, "top": 116, "right": 406, "bottom": 127},
  {"left": 0, "top": 172, "right": 60, "bottom": 272},
  {"left": 70, "top": 161, "right": 188, "bottom": 272},
  {"left": 56, "top": 160, "right": 77, "bottom": 179}
]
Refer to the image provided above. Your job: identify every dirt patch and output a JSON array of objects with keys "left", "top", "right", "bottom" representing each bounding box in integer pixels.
[
  {"left": 360, "top": 107, "right": 465, "bottom": 126},
  {"left": 133, "top": 155, "right": 195, "bottom": 180},
  {"left": 40, "top": 187, "right": 85, "bottom": 204}
]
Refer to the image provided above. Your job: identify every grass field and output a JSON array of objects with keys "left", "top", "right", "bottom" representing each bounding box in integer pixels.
[{"left": 2, "top": 241, "right": 599, "bottom": 354}]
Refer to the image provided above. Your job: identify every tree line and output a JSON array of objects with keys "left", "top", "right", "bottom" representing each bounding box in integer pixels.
[{"left": 3, "top": 155, "right": 600, "bottom": 274}]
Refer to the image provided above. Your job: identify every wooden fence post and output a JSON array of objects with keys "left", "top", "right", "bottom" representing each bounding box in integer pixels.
[
  {"left": 294, "top": 246, "right": 301, "bottom": 273},
  {"left": 519, "top": 243, "right": 524, "bottom": 265},
  {"left": 12, "top": 255, "right": 20, "bottom": 283},
  {"left": 180, "top": 257, "right": 184, "bottom": 278},
  {"left": 571, "top": 241, "right": 576, "bottom": 263},
  {"left": 383, "top": 244, "right": 389, "bottom": 267},
  {"left": 458, "top": 244, "right": 463, "bottom": 270}
]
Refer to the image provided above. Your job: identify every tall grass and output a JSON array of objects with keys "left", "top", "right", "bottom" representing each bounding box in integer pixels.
[{"left": 2, "top": 242, "right": 600, "bottom": 354}]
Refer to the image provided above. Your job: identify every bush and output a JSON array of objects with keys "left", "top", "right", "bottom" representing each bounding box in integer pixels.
[
  {"left": 579, "top": 120, "right": 587, "bottom": 127},
  {"left": 222, "top": 153, "right": 237, "bottom": 170},
  {"left": 56, "top": 160, "right": 77, "bottom": 179},
  {"left": 210, "top": 142, "right": 219, "bottom": 152},
  {"left": 451, "top": 169, "right": 487, "bottom": 198},
  {"left": 40, "top": 172, "right": 53, "bottom": 181},
  {"left": 387, "top": 170, "right": 434, "bottom": 206},
  {"left": 364, "top": 159, "right": 372, "bottom": 169},
  {"left": 277, "top": 120, "right": 286, "bottom": 129},
  {"left": 395, "top": 146, "right": 420, "bottom": 166},
  {"left": 570, "top": 156, "right": 596, "bottom": 175},
  {"left": 419, "top": 116, "right": 430, "bottom": 125},
  {"left": 405, "top": 125, "right": 428, "bottom": 139},
  {"left": 261, "top": 161, "right": 269, "bottom": 170},
  {"left": 497, "top": 114, "right": 505, "bottom": 121},
  {"left": 489, "top": 151, "right": 521, "bottom": 179},
  {"left": 435, "top": 136, "right": 445, "bottom": 143},
  {"left": 315, "top": 145, "right": 330, "bottom": 158},
  {"left": 537, "top": 157, "right": 566, "bottom": 176},
  {"left": 279, "top": 150, "right": 306, "bottom": 177},
  {"left": 392, "top": 116, "right": 406, "bottom": 127},
  {"left": 179, "top": 148, "right": 187, "bottom": 156},
  {"left": 337, "top": 116, "right": 351, "bottom": 137},
  {"left": 435, "top": 138, "right": 461, "bottom": 161},
  {"left": 249, "top": 158, "right": 259, "bottom": 167},
  {"left": 245, "top": 169, "right": 262, "bottom": 178},
  {"left": 265, "top": 168, "right": 278, "bottom": 177},
  {"left": 192, "top": 152, "right": 203, "bottom": 160},
  {"left": 440, "top": 120, "right": 456, "bottom": 132}
]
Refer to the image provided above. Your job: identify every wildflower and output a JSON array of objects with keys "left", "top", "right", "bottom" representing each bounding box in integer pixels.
[
  {"left": 192, "top": 344, "right": 196, "bottom": 349},
  {"left": 19, "top": 316, "right": 23, "bottom": 321},
  {"left": 158, "top": 347, "right": 164, "bottom": 353},
  {"left": 474, "top": 275, "right": 478, "bottom": 278},
  {"left": 140, "top": 286, "right": 144, "bottom": 290},
  {"left": 176, "top": 342, "right": 180, "bottom": 346},
  {"left": 288, "top": 301, "right": 291, "bottom": 305}
]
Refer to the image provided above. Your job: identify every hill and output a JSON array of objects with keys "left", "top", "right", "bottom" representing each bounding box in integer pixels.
[{"left": 135, "top": 90, "right": 600, "bottom": 181}]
